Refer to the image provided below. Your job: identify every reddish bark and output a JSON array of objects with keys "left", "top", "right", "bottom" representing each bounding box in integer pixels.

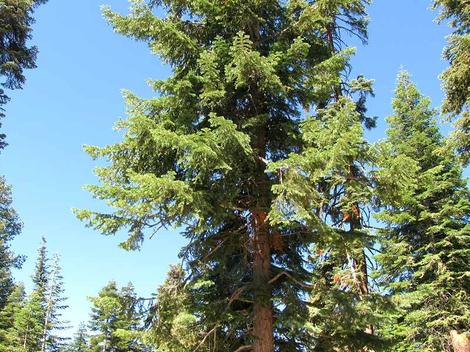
[
  {"left": 252, "top": 210, "right": 273, "bottom": 352},
  {"left": 451, "top": 330, "right": 470, "bottom": 352},
  {"left": 354, "top": 251, "right": 374, "bottom": 336}
]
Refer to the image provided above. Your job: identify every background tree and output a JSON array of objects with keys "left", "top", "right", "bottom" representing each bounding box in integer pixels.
[
  {"left": 1, "top": 238, "right": 70, "bottom": 351},
  {"left": 88, "top": 282, "right": 146, "bottom": 352},
  {"left": 0, "top": 0, "right": 47, "bottom": 320},
  {"left": 280, "top": 1, "right": 387, "bottom": 350},
  {"left": 144, "top": 265, "right": 209, "bottom": 351},
  {"left": 0, "top": 240, "right": 70, "bottom": 352},
  {"left": 0, "top": 0, "right": 48, "bottom": 327},
  {"left": 0, "top": 0, "right": 48, "bottom": 149},
  {"left": 75, "top": 0, "right": 376, "bottom": 350},
  {"left": 63, "top": 323, "right": 90, "bottom": 352},
  {"left": 32, "top": 237, "right": 49, "bottom": 298},
  {"left": 375, "top": 72, "right": 470, "bottom": 351},
  {"left": 432, "top": 0, "right": 470, "bottom": 164},
  {"left": 8, "top": 290, "right": 44, "bottom": 351},
  {"left": 0, "top": 283, "right": 25, "bottom": 351},
  {"left": 0, "top": 177, "right": 23, "bottom": 310},
  {"left": 297, "top": 95, "right": 387, "bottom": 351},
  {"left": 40, "top": 254, "right": 69, "bottom": 352}
]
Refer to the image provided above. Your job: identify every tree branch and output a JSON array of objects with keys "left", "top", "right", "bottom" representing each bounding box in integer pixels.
[{"left": 268, "top": 270, "right": 313, "bottom": 289}]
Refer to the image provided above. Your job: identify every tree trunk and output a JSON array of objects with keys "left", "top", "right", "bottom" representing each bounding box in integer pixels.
[
  {"left": 358, "top": 251, "right": 374, "bottom": 335},
  {"left": 41, "top": 305, "right": 51, "bottom": 352},
  {"left": 23, "top": 330, "right": 28, "bottom": 349},
  {"left": 451, "top": 330, "right": 470, "bottom": 352},
  {"left": 252, "top": 210, "right": 273, "bottom": 352},
  {"left": 350, "top": 197, "right": 373, "bottom": 336},
  {"left": 41, "top": 264, "right": 57, "bottom": 352}
]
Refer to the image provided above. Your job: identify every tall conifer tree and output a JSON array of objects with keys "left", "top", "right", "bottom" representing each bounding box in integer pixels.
[
  {"left": 288, "top": 2, "right": 385, "bottom": 350},
  {"left": 0, "top": 0, "right": 47, "bottom": 310},
  {"left": 76, "top": 0, "right": 374, "bottom": 350},
  {"left": 375, "top": 72, "right": 470, "bottom": 351},
  {"left": 32, "top": 237, "right": 49, "bottom": 298},
  {"left": 40, "top": 254, "right": 69, "bottom": 352}
]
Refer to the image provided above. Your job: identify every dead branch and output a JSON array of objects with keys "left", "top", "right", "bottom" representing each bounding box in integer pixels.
[
  {"left": 268, "top": 270, "right": 313, "bottom": 289},
  {"left": 193, "top": 325, "right": 218, "bottom": 352}
]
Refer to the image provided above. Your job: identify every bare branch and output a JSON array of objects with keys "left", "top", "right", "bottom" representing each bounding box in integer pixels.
[
  {"left": 268, "top": 270, "right": 313, "bottom": 289},
  {"left": 193, "top": 325, "right": 218, "bottom": 352}
]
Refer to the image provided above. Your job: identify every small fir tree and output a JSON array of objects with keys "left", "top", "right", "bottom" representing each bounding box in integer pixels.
[
  {"left": 63, "top": 323, "right": 89, "bottom": 352},
  {"left": 88, "top": 282, "right": 146, "bottom": 352},
  {"left": 144, "top": 265, "right": 206, "bottom": 351},
  {"left": 9, "top": 291, "right": 44, "bottom": 352},
  {"left": 0, "top": 284, "right": 25, "bottom": 351}
]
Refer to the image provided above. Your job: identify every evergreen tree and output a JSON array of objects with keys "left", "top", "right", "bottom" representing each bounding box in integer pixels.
[
  {"left": 144, "top": 265, "right": 207, "bottom": 351},
  {"left": 0, "top": 177, "right": 23, "bottom": 309},
  {"left": 32, "top": 237, "right": 49, "bottom": 298},
  {"left": 282, "top": 2, "right": 385, "bottom": 350},
  {"left": 63, "top": 323, "right": 89, "bottom": 352},
  {"left": 40, "top": 254, "right": 69, "bottom": 352},
  {"left": 88, "top": 282, "right": 120, "bottom": 352},
  {"left": 8, "top": 290, "right": 44, "bottom": 351},
  {"left": 433, "top": 0, "right": 470, "bottom": 164},
  {"left": 88, "top": 282, "right": 146, "bottom": 352},
  {"left": 0, "top": 0, "right": 48, "bottom": 149},
  {"left": 0, "top": 283, "right": 25, "bottom": 350},
  {"left": 297, "top": 96, "right": 387, "bottom": 350},
  {"left": 114, "top": 283, "right": 147, "bottom": 352},
  {"left": 375, "top": 72, "right": 470, "bottom": 351},
  {"left": 75, "top": 0, "right": 375, "bottom": 350},
  {"left": 0, "top": 243, "right": 69, "bottom": 352},
  {"left": 0, "top": 0, "right": 47, "bottom": 315}
]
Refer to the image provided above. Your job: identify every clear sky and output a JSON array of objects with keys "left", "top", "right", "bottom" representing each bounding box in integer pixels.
[{"left": 0, "top": 0, "right": 465, "bottom": 335}]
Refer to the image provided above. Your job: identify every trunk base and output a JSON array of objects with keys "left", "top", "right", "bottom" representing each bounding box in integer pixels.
[
  {"left": 451, "top": 330, "right": 470, "bottom": 352},
  {"left": 252, "top": 210, "right": 273, "bottom": 352}
]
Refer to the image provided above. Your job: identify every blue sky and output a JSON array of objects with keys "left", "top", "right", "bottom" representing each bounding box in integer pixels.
[{"left": 0, "top": 0, "right": 464, "bottom": 335}]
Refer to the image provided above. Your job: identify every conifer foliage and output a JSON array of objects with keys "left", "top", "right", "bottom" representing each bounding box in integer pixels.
[
  {"left": 9, "top": 290, "right": 44, "bottom": 352},
  {"left": 433, "top": 0, "right": 470, "bottom": 164},
  {"left": 87, "top": 281, "right": 147, "bottom": 352},
  {"left": 40, "top": 254, "right": 69, "bottom": 351},
  {"left": 375, "top": 72, "right": 470, "bottom": 351},
  {"left": 0, "top": 239, "right": 69, "bottom": 352},
  {"left": 33, "top": 237, "right": 49, "bottom": 297},
  {"left": 0, "top": 1, "right": 460, "bottom": 352},
  {"left": 64, "top": 323, "right": 89, "bottom": 352},
  {"left": 0, "top": 0, "right": 48, "bottom": 323},
  {"left": 0, "top": 177, "right": 23, "bottom": 310},
  {"left": 75, "top": 0, "right": 377, "bottom": 351},
  {"left": 0, "top": 0, "right": 48, "bottom": 149},
  {"left": 144, "top": 265, "right": 208, "bottom": 351}
]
